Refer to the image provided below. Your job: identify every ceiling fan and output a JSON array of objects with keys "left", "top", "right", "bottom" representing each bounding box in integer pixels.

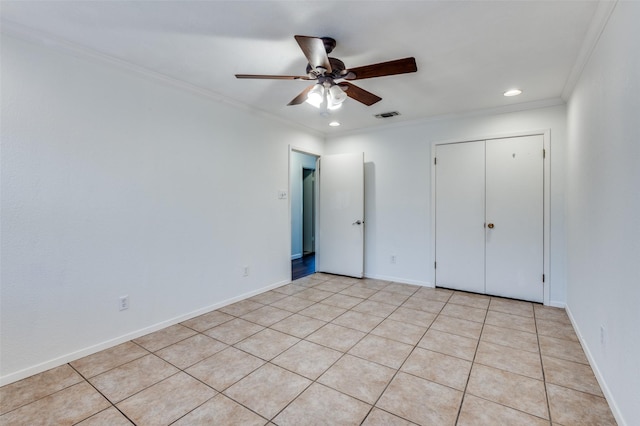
[{"left": 235, "top": 35, "right": 417, "bottom": 109}]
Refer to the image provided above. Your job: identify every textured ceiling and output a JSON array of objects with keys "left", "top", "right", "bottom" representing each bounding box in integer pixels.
[{"left": 1, "top": 1, "right": 600, "bottom": 134}]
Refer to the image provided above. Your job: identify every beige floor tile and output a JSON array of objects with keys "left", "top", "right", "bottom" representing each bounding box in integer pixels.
[
  {"left": 401, "top": 347, "right": 472, "bottom": 391},
  {"left": 418, "top": 329, "right": 478, "bottom": 361},
  {"left": 133, "top": 324, "right": 197, "bottom": 352},
  {"left": 0, "top": 364, "right": 84, "bottom": 415},
  {"left": 269, "top": 313, "right": 326, "bottom": 338},
  {"left": 376, "top": 372, "right": 462, "bottom": 425},
  {"left": 313, "top": 281, "right": 351, "bottom": 293},
  {"left": 173, "top": 393, "right": 267, "bottom": 425},
  {"left": 458, "top": 394, "right": 549, "bottom": 426},
  {"left": 186, "top": 346, "right": 264, "bottom": 391},
  {"left": 387, "top": 306, "right": 437, "bottom": 328},
  {"left": 155, "top": 333, "right": 227, "bottom": 369},
  {"left": 440, "top": 303, "right": 487, "bottom": 323},
  {"left": 475, "top": 340, "right": 543, "bottom": 380},
  {"left": 358, "top": 278, "right": 391, "bottom": 290},
  {"left": 449, "top": 292, "right": 491, "bottom": 309},
  {"left": 272, "top": 283, "right": 306, "bottom": 296},
  {"left": 481, "top": 323, "right": 539, "bottom": 353},
  {"left": 362, "top": 408, "right": 417, "bottom": 425},
  {"left": 241, "top": 305, "right": 294, "bottom": 326},
  {"left": 0, "top": 382, "right": 110, "bottom": 426},
  {"left": 203, "top": 318, "right": 264, "bottom": 344},
  {"left": 248, "top": 290, "right": 289, "bottom": 305},
  {"left": 318, "top": 355, "right": 396, "bottom": 404},
  {"left": 536, "top": 318, "right": 579, "bottom": 342},
  {"left": 306, "top": 323, "right": 366, "bottom": 352},
  {"left": 298, "top": 303, "right": 347, "bottom": 321},
  {"left": 402, "top": 297, "right": 446, "bottom": 313},
  {"left": 431, "top": 315, "right": 483, "bottom": 340},
  {"left": 273, "top": 383, "right": 371, "bottom": 426},
  {"left": 547, "top": 383, "right": 616, "bottom": 426},
  {"left": 117, "top": 373, "right": 215, "bottom": 425},
  {"left": 88, "top": 354, "right": 179, "bottom": 403},
  {"left": 542, "top": 355, "right": 602, "bottom": 396},
  {"left": 332, "top": 310, "right": 384, "bottom": 333},
  {"left": 180, "top": 310, "right": 234, "bottom": 332},
  {"left": 272, "top": 340, "right": 342, "bottom": 380},
  {"left": 368, "top": 291, "right": 410, "bottom": 306},
  {"left": 75, "top": 406, "right": 133, "bottom": 425},
  {"left": 269, "top": 295, "right": 316, "bottom": 312},
  {"left": 70, "top": 342, "right": 149, "bottom": 379},
  {"left": 485, "top": 309, "right": 537, "bottom": 334},
  {"left": 370, "top": 318, "right": 427, "bottom": 345},
  {"left": 538, "top": 335, "right": 588, "bottom": 364},
  {"left": 294, "top": 287, "right": 334, "bottom": 302},
  {"left": 382, "top": 283, "right": 420, "bottom": 296},
  {"left": 219, "top": 299, "right": 265, "bottom": 316},
  {"left": 224, "top": 363, "right": 311, "bottom": 419},
  {"left": 321, "top": 293, "right": 365, "bottom": 309},
  {"left": 534, "top": 305, "right": 571, "bottom": 325},
  {"left": 234, "top": 328, "right": 300, "bottom": 360},
  {"left": 351, "top": 300, "right": 397, "bottom": 317},
  {"left": 413, "top": 287, "right": 453, "bottom": 302},
  {"left": 349, "top": 334, "right": 413, "bottom": 369},
  {"left": 489, "top": 297, "right": 534, "bottom": 318},
  {"left": 339, "top": 285, "right": 379, "bottom": 299},
  {"left": 467, "top": 364, "right": 548, "bottom": 419}
]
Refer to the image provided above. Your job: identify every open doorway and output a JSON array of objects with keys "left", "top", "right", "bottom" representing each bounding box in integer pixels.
[{"left": 290, "top": 150, "right": 318, "bottom": 280}]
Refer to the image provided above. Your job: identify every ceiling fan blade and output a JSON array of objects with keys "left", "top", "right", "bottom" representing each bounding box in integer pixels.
[
  {"left": 287, "top": 85, "right": 315, "bottom": 106},
  {"left": 235, "top": 74, "right": 313, "bottom": 80},
  {"left": 344, "top": 57, "right": 417, "bottom": 80},
  {"left": 339, "top": 82, "right": 382, "bottom": 106},
  {"left": 294, "top": 35, "right": 332, "bottom": 73}
]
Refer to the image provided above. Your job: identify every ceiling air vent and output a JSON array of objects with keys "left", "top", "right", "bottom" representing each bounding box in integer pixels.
[{"left": 374, "top": 111, "right": 400, "bottom": 119}]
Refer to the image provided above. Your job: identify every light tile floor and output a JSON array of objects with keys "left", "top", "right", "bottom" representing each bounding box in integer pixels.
[{"left": 0, "top": 274, "right": 617, "bottom": 425}]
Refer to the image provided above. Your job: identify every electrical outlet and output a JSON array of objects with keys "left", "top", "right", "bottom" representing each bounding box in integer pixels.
[
  {"left": 119, "top": 295, "right": 129, "bottom": 311},
  {"left": 242, "top": 265, "right": 250, "bottom": 277},
  {"left": 390, "top": 255, "right": 397, "bottom": 264}
]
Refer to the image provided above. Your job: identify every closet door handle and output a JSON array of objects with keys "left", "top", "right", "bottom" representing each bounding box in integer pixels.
[{"left": 487, "top": 223, "right": 495, "bottom": 229}]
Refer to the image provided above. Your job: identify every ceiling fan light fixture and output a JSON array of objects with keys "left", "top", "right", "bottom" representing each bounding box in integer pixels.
[{"left": 306, "top": 84, "right": 324, "bottom": 108}]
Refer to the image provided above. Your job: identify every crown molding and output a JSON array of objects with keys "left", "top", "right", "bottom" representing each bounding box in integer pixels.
[
  {"left": 1, "top": 20, "right": 325, "bottom": 139},
  {"left": 328, "top": 97, "right": 566, "bottom": 139},
  {"left": 561, "top": 0, "right": 618, "bottom": 100}
]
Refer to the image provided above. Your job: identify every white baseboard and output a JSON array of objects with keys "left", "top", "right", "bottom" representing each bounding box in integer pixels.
[
  {"left": 548, "top": 300, "right": 566, "bottom": 308},
  {"left": 0, "top": 279, "right": 290, "bottom": 387},
  {"left": 564, "top": 304, "right": 626, "bottom": 426}
]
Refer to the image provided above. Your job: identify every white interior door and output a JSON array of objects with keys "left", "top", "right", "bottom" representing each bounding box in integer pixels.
[
  {"left": 435, "top": 141, "right": 486, "bottom": 292},
  {"left": 316, "top": 153, "right": 364, "bottom": 278},
  {"left": 485, "top": 135, "right": 544, "bottom": 302}
]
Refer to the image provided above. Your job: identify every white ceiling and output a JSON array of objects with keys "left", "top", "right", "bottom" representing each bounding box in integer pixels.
[{"left": 1, "top": 1, "right": 601, "bottom": 135}]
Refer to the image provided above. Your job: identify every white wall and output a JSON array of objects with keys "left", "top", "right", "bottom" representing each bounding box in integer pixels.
[
  {"left": 0, "top": 34, "right": 323, "bottom": 384},
  {"left": 324, "top": 104, "right": 567, "bottom": 304},
  {"left": 565, "top": 2, "right": 640, "bottom": 424},
  {"left": 290, "top": 151, "right": 317, "bottom": 259}
]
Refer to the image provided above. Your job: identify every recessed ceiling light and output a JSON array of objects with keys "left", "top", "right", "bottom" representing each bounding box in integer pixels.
[
  {"left": 504, "top": 89, "right": 523, "bottom": 97},
  {"left": 329, "top": 121, "right": 341, "bottom": 127}
]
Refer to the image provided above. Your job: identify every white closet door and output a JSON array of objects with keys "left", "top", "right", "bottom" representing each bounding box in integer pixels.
[
  {"left": 435, "top": 141, "right": 485, "bottom": 293},
  {"left": 485, "top": 135, "right": 544, "bottom": 302}
]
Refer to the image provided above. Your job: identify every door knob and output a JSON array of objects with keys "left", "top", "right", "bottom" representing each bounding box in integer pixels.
[
  {"left": 353, "top": 220, "right": 363, "bottom": 225},
  {"left": 487, "top": 223, "right": 495, "bottom": 229}
]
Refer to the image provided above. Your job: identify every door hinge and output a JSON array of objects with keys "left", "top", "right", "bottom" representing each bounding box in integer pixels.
[
  {"left": 543, "top": 149, "right": 546, "bottom": 158},
  {"left": 434, "top": 261, "right": 437, "bottom": 269},
  {"left": 434, "top": 157, "right": 437, "bottom": 165},
  {"left": 542, "top": 274, "right": 545, "bottom": 283}
]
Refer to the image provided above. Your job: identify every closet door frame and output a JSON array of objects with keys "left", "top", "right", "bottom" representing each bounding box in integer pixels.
[{"left": 430, "top": 129, "right": 551, "bottom": 306}]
